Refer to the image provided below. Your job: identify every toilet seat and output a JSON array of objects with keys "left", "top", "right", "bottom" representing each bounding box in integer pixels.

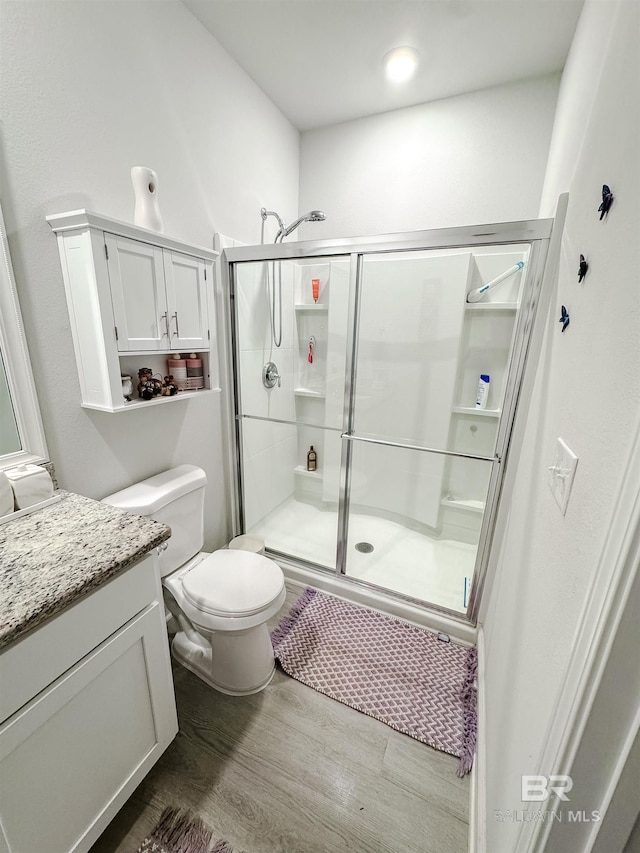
[
  {"left": 182, "top": 550, "right": 284, "bottom": 617},
  {"left": 164, "top": 549, "right": 286, "bottom": 633}
]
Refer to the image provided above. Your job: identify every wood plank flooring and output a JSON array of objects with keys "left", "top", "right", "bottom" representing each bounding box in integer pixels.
[{"left": 91, "top": 586, "right": 470, "bottom": 853}]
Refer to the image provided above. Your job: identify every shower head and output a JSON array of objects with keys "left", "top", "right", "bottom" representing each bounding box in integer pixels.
[{"left": 278, "top": 209, "right": 327, "bottom": 240}]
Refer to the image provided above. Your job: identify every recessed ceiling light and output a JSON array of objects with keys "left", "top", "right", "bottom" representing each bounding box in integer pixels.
[{"left": 383, "top": 46, "right": 419, "bottom": 83}]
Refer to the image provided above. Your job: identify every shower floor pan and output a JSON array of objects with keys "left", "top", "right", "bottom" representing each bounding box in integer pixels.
[{"left": 248, "top": 498, "right": 476, "bottom": 614}]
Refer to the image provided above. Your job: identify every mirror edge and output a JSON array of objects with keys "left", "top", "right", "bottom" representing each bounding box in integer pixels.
[{"left": 0, "top": 197, "right": 49, "bottom": 470}]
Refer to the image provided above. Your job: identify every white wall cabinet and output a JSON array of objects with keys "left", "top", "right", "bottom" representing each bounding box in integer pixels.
[
  {"left": 107, "top": 235, "right": 209, "bottom": 352},
  {"left": 47, "top": 210, "right": 218, "bottom": 412},
  {"left": 0, "top": 554, "right": 178, "bottom": 853}
]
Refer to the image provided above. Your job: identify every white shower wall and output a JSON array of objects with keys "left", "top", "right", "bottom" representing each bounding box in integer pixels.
[
  {"left": 237, "top": 261, "right": 297, "bottom": 529},
  {"left": 350, "top": 252, "right": 471, "bottom": 529}
]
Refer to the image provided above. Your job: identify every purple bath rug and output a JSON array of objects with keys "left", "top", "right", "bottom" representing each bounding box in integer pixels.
[{"left": 271, "top": 588, "right": 477, "bottom": 776}]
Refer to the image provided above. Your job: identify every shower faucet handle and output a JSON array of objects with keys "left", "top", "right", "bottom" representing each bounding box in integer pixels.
[{"left": 262, "top": 361, "right": 281, "bottom": 389}]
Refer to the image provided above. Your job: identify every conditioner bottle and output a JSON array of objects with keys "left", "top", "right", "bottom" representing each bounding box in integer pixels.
[{"left": 475, "top": 374, "right": 490, "bottom": 409}]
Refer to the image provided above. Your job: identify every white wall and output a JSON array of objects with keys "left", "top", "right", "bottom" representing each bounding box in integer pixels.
[
  {"left": 298, "top": 75, "right": 559, "bottom": 240},
  {"left": 481, "top": 1, "right": 639, "bottom": 850},
  {"left": 0, "top": 0, "right": 299, "bottom": 548}
]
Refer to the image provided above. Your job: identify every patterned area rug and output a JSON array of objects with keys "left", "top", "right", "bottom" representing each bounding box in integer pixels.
[
  {"left": 271, "top": 588, "right": 477, "bottom": 776},
  {"left": 137, "top": 807, "right": 239, "bottom": 853}
]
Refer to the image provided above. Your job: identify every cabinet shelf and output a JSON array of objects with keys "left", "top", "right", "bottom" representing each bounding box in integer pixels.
[
  {"left": 82, "top": 388, "right": 217, "bottom": 414},
  {"left": 295, "top": 304, "right": 328, "bottom": 311},
  {"left": 465, "top": 302, "right": 518, "bottom": 311},
  {"left": 440, "top": 497, "right": 485, "bottom": 513},
  {"left": 294, "top": 388, "right": 325, "bottom": 398},
  {"left": 452, "top": 406, "right": 501, "bottom": 418}
]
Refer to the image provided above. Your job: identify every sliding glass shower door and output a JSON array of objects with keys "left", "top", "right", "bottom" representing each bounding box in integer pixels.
[
  {"left": 341, "top": 250, "right": 505, "bottom": 613},
  {"left": 232, "top": 254, "right": 350, "bottom": 571},
  {"left": 226, "top": 221, "right": 551, "bottom": 621}
]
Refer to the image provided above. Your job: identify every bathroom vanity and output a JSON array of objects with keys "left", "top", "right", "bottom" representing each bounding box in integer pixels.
[{"left": 0, "top": 492, "right": 178, "bottom": 853}]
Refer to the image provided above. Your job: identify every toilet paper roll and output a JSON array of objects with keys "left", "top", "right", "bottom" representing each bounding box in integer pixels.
[
  {"left": 0, "top": 471, "right": 14, "bottom": 516},
  {"left": 5, "top": 464, "right": 54, "bottom": 509}
]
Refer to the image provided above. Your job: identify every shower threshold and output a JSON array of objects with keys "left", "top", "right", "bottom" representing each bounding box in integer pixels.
[{"left": 248, "top": 498, "right": 476, "bottom": 622}]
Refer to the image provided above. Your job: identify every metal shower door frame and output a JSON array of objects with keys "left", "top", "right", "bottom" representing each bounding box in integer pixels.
[{"left": 224, "top": 217, "right": 553, "bottom": 625}]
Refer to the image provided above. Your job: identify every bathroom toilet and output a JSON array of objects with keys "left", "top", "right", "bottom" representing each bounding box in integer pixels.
[{"left": 102, "top": 465, "right": 286, "bottom": 695}]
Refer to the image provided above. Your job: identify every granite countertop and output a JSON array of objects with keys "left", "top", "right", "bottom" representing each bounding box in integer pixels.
[{"left": 0, "top": 491, "right": 171, "bottom": 651}]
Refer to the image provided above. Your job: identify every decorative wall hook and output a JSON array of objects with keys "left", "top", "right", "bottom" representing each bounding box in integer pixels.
[
  {"left": 578, "top": 254, "right": 589, "bottom": 282},
  {"left": 559, "top": 305, "right": 570, "bottom": 332},
  {"left": 598, "top": 184, "right": 614, "bottom": 220}
]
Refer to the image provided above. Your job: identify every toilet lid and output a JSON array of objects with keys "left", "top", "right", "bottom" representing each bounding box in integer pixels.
[{"left": 181, "top": 550, "right": 284, "bottom": 617}]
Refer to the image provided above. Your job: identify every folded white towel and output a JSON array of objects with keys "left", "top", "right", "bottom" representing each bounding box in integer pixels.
[
  {"left": 5, "top": 464, "right": 54, "bottom": 509},
  {"left": 0, "top": 470, "right": 14, "bottom": 516}
]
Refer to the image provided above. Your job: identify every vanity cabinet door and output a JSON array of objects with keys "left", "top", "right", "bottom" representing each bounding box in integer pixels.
[
  {"left": 106, "top": 234, "right": 168, "bottom": 352},
  {"left": 163, "top": 250, "right": 210, "bottom": 351},
  {"left": 0, "top": 602, "right": 178, "bottom": 853}
]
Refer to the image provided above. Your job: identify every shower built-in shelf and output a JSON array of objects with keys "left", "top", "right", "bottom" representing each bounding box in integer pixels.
[
  {"left": 294, "top": 388, "right": 325, "bottom": 398},
  {"left": 294, "top": 465, "right": 320, "bottom": 478},
  {"left": 452, "top": 406, "right": 501, "bottom": 418},
  {"left": 295, "top": 303, "right": 328, "bottom": 311},
  {"left": 465, "top": 302, "right": 518, "bottom": 311},
  {"left": 440, "top": 497, "right": 485, "bottom": 513}
]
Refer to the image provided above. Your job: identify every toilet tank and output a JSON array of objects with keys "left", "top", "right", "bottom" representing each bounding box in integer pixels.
[{"left": 102, "top": 465, "right": 207, "bottom": 577}]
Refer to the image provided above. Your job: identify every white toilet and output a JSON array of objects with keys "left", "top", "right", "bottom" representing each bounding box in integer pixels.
[{"left": 102, "top": 465, "right": 286, "bottom": 695}]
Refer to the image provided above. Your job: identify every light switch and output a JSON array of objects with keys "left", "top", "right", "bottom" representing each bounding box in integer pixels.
[{"left": 548, "top": 438, "right": 579, "bottom": 515}]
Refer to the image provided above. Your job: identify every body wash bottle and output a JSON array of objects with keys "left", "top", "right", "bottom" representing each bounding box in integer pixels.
[{"left": 475, "top": 374, "right": 490, "bottom": 409}]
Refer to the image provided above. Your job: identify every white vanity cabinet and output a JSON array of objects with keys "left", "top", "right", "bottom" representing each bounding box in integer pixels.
[
  {"left": 0, "top": 553, "right": 178, "bottom": 853},
  {"left": 47, "top": 210, "right": 218, "bottom": 412}
]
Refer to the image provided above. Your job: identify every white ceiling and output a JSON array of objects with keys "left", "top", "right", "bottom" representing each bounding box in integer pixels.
[{"left": 182, "top": 0, "right": 584, "bottom": 131}]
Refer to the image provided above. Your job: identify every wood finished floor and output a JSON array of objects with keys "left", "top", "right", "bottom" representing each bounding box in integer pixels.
[{"left": 91, "top": 586, "right": 470, "bottom": 853}]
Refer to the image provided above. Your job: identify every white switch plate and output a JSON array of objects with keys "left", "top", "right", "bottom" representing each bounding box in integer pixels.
[{"left": 549, "top": 437, "right": 579, "bottom": 515}]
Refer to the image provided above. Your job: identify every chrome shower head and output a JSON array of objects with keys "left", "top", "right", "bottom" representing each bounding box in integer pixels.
[{"left": 278, "top": 209, "right": 327, "bottom": 239}]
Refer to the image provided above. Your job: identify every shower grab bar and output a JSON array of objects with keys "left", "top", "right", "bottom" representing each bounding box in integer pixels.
[{"left": 340, "top": 432, "right": 500, "bottom": 463}]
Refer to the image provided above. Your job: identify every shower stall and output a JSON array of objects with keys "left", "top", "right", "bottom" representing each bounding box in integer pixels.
[{"left": 223, "top": 218, "right": 554, "bottom": 626}]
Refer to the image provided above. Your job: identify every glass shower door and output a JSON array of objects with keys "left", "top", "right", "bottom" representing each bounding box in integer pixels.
[
  {"left": 226, "top": 219, "right": 551, "bottom": 621},
  {"left": 341, "top": 246, "right": 528, "bottom": 614},
  {"left": 231, "top": 255, "right": 351, "bottom": 571}
]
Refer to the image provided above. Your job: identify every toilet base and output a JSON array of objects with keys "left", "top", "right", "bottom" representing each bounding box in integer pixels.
[{"left": 171, "top": 626, "right": 277, "bottom": 696}]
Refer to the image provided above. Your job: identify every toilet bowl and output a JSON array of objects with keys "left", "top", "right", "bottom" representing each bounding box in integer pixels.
[{"left": 102, "top": 465, "right": 285, "bottom": 695}]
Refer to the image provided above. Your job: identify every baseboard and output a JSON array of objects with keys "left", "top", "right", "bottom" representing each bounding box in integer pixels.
[{"left": 469, "top": 624, "right": 486, "bottom": 853}]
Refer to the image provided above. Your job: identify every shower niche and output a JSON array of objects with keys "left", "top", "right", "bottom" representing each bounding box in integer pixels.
[{"left": 229, "top": 222, "right": 551, "bottom": 620}]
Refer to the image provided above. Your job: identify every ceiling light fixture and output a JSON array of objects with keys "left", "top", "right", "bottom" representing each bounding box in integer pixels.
[{"left": 383, "top": 46, "right": 419, "bottom": 83}]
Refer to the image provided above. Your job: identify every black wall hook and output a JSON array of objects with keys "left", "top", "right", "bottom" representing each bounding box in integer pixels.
[
  {"left": 559, "top": 305, "right": 570, "bottom": 332},
  {"left": 598, "top": 185, "right": 614, "bottom": 220},
  {"left": 578, "top": 254, "right": 588, "bottom": 282}
]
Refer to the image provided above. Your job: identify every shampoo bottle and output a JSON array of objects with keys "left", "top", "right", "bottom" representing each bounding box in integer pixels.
[
  {"left": 475, "top": 374, "right": 490, "bottom": 409},
  {"left": 306, "top": 445, "right": 317, "bottom": 472}
]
